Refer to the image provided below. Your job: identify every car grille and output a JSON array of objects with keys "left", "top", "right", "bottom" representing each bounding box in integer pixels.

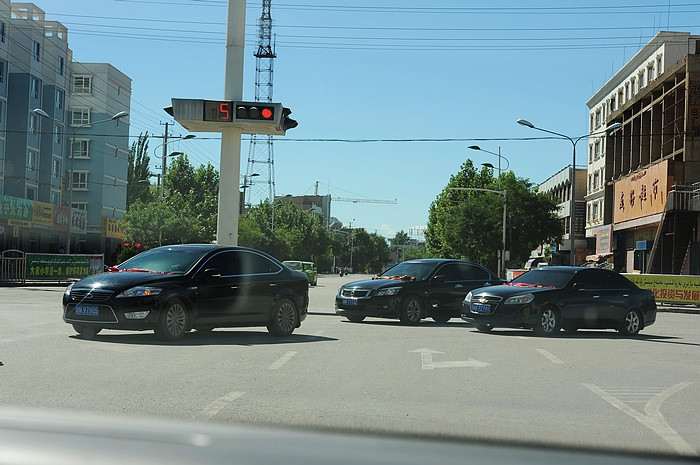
[
  {"left": 69, "top": 289, "right": 115, "bottom": 303},
  {"left": 340, "top": 288, "right": 371, "bottom": 298},
  {"left": 473, "top": 295, "right": 503, "bottom": 306}
]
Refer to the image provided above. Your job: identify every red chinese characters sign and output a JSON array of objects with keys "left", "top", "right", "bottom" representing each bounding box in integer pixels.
[{"left": 613, "top": 160, "right": 671, "bottom": 223}]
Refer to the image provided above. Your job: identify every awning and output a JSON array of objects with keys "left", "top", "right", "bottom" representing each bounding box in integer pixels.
[{"left": 585, "top": 253, "right": 613, "bottom": 262}]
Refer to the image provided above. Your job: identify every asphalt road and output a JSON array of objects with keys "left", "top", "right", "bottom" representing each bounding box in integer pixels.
[{"left": 1, "top": 274, "right": 699, "bottom": 458}]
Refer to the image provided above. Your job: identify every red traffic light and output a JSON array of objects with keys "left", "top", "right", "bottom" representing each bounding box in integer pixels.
[{"left": 261, "top": 107, "right": 273, "bottom": 119}]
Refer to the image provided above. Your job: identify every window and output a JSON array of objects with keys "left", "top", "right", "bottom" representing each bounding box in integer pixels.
[
  {"left": 29, "top": 114, "right": 39, "bottom": 135},
  {"left": 0, "top": 100, "right": 4, "bottom": 124},
  {"left": 56, "top": 89, "right": 64, "bottom": 109},
  {"left": 0, "top": 22, "right": 5, "bottom": 43},
  {"left": 71, "top": 171, "right": 88, "bottom": 190},
  {"left": 594, "top": 140, "right": 601, "bottom": 160},
  {"left": 657, "top": 55, "right": 663, "bottom": 75},
  {"left": 26, "top": 186, "right": 37, "bottom": 201},
  {"left": 54, "top": 123, "right": 62, "bottom": 144},
  {"left": 625, "top": 82, "right": 630, "bottom": 100},
  {"left": 57, "top": 56, "right": 64, "bottom": 75},
  {"left": 594, "top": 109, "right": 601, "bottom": 128},
  {"left": 33, "top": 41, "right": 40, "bottom": 61},
  {"left": 52, "top": 157, "right": 61, "bottom": 177},
  {"left": 71, "top": 139, "right": 90, "bottom": 158},
  {"left": 0, "top": 61, "right": 4, "bottom": 83},
  {"left": 589, "top": 145, "right": 593, "bottom": 163},
  {"left": 27, "top": 150, "right": 38, "bottom": 171},
  {"left": 72, "top": 75, "right": 92, "bottom": 94},
  {"left": 71, "top": 107, "right": 90, "bottom": 126},
  {"left": 593, "top": 172, "right": 600, "bottom": 190},
  {"left": 31, "top": 76, "right": 40, "bottom": 99},
  {"left": 50, "top": 191, "right": 60, "bottom": 205}
]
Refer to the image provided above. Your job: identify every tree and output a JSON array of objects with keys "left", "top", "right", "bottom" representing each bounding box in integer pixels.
[
  {"left": 126, "top": 133, "right": 153, "bottom": 209},
  {"left": 425, "top": 159, "right": 562, "bottom": 270},
  {"left": 121, "top": 154, "right": 219, "bottom": 251}
]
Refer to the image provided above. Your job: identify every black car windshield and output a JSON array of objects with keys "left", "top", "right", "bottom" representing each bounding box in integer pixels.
[
  {"left": 117, "top": 247, "right": 208, "bottom": 274},
  {"left": 378, "top": 262, "right": 436, "bottom": 281},
  {"left": 510, "top": 268, "right": 577, "bottom": 289}
]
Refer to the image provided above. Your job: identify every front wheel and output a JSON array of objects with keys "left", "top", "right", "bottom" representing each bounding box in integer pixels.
[
  {"left": 399, "top": 296, "right": 423, "bottom": 325},
  {"left": 533, "top": 306, "right": 560, "bottom": 336},
  {"left": 475, "top": 322, "right": 493, "bottom": 332},
  {"left": 431, "top": 314, "right": 451, "bottom": 323},
  {"left": 619, "top": 309, "right": 642, "bottom": 335},
  {"left": 155, "top": 298, "right": 189, "bottom": 341},
  {"left": 346, "top": 314, "right": 366, "bottom": 323},
  {"left": 72, "top": 324, "right": 101, "bottom": 339},
  {"left": 267, "top": 298, "right": 298, "bottom": 336}
]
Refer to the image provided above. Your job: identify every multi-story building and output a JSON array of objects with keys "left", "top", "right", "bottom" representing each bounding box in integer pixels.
[
  {"left": 0, "top": 2, "right": 131, "bottom": 260},
  {"left": 537, "top": 165, "right": 588, "bottom": 265},
  {"left": 587, "top": 31, "right": 700, "bottom": 274}
]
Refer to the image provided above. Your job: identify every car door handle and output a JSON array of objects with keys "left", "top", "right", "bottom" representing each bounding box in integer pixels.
[
  {"left": 593, "top": 295, "right": 600, "bottom": 299},
  {"left": 623, "top": 294, "right": 629, "bottom": 297},
  {"left": 230, "top": 286, "right": 239, "bottom": 290},
  {"left": 269, "top": 283, "right": 277, "bottom": 287},
  {"left": 455, "top": 284, "right": 463, "bottom": 289}
]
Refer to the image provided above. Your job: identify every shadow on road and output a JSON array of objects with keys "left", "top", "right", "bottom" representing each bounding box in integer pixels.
[
  {"left": 70, "top": 330, "right": 337, "bottom": 347},
  {"left": 468, "top": 328, "right": 700, "bottom": 346}
]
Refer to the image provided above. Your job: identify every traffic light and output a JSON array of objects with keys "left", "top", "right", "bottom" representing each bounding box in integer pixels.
[{"left": 235, "top": 103, "right": 276, "bottom": 121}]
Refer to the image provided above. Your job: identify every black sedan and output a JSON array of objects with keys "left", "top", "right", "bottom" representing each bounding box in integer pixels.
[
  {"left": 462, "top": 266, "right": 657, "bottom": 336},
  {"left": 335, "top": 259, "right": 503, "bottom": 324},
  {"left": 62, "top": 244, "right": 309, "bottom": 340}
]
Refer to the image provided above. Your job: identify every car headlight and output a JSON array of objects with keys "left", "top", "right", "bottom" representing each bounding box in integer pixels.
[
  {"left": 504, "top": 293, "right": 535, "bottom": 305},
  {"left": 64, "top": 283, "right": 74, "bottom": 296},
  {"left": 374, "top": 286, "right": 402, "bottom": 296},
  {"left": 116, "top": 286, "right": 163, "bottom": 298},
  {"left": 464, "top": 291, "right": 473, "bottom": 303}
]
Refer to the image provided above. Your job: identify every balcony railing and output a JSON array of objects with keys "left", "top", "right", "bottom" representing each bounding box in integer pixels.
[{"left": 666, "top": 182, "right": 700, "bottom": 212}]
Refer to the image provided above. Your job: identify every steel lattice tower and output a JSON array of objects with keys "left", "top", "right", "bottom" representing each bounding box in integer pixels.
[{"left": 244, "top": 0, "right": 276, "bottom": 209}]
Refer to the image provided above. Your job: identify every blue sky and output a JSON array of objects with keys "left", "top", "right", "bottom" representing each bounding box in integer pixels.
[{"left": 47, "top": 1, "right": 700, "bottom": 239}]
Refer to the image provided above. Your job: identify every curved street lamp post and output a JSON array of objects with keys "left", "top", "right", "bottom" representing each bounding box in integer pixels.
[
  {"left": 516, "top": 119, "right": 622, "bottom": 266},
  {"left": 467, "top": 145, "right": 510, "bottom": 277},
  {"left": 34, "top": 108, "right": 128, "bottom": 254}
]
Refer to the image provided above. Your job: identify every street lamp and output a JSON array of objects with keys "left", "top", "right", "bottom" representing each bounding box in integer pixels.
[
  {"left": 449, "top": 186, "right": 507, "bottom": 279},
  {"left": 516, "top": 119, "right": 622, "bottom": 266},
  {"left": 467, "top": 145, "right": 511, "bottom": 278},
  {"left": 153, "top": 134, "right": 195, "bottom": 200},
  {"left": 34, "top": 108, "right": 128, "bottom": 254},
  {"left": 239, "top": 173, "right": 260, "bottom": 214}
]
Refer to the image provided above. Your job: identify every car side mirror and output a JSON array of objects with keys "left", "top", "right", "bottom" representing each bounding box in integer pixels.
[{"left": 201, "top": 268, "right": 222, "bottom": 280}]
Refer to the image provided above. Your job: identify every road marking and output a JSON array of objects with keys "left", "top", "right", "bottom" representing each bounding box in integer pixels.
[
  {"left": 584, "top": 382, "right": 696, "bottom": 455},
  {"left": 268, "top": 351, "right": 297, "bottom": 370},
  {"left": 409, "top": 348, "right": 490, "bottom": 370},
  {"left": 536, "top": 349, "right": 564, "bottom": 364},
  {"left": 195, "top": 391, "right": 245, "bottom": 420}
]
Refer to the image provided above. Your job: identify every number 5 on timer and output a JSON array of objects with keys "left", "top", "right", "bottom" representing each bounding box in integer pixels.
[{"left": 203, "top": 101, "right": 233, "bottom": 122}]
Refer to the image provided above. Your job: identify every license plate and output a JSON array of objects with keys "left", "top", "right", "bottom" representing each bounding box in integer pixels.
[
  {"left": 75, "top": 304, "right": 100, "bottom": 316},
  {"left": 342, "top": 298, "right": 358, "bottom": 307},
  {"left": 472, "top": 303, "right": 491, "bottom": 314}
]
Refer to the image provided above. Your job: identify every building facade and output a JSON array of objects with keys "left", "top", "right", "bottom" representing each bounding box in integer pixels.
[
  {"left": 587, "top": 32, "right": 700, "bottom": 274},
  {"left": 0, "top": 2, "right": 131, "bottom": 260}
]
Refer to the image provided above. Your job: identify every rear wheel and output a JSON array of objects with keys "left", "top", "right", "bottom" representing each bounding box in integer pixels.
[
  {"left": 399, "top": 296, "right": 423, "bottom": 325},
  {"left": 346, "top": 314, "right": 366, "bottom": 323},
  {"left": 155, "top": 298, "right": 189, "bottom": 341},
  {"left": 533, "top": 306, "right": 560, "bottom": 336},
  {"left": 620, "top": 309, "right": 642, "bottom": 335},
  {"left": 267, "top": 298, "right": 298, "bottom": 336},
  {"left": 431, "top": 314, "right": 451, "bottom": 323}
]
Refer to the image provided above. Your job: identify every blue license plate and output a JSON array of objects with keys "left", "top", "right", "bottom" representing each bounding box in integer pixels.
[
  {"left": 75, "top": 304, "right": 99, "bottom": 316},
  {"left": 342, "top": 298, "right": 358, "bottom": 307},
  {"left": 472, "top": 303, "right": 491, "bottom": 314}
]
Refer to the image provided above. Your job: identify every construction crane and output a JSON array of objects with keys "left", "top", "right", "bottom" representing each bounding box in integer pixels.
[
  {"left": 333, "top": 197, "right": 397, "bottom": 204},
  {"left": 313, "top": 181, "right": 397, "bottom": 204}
]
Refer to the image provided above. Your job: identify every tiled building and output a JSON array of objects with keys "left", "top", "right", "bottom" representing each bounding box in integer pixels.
[{"left": 0, "top": 2, "right": 131, "bottom": 259}]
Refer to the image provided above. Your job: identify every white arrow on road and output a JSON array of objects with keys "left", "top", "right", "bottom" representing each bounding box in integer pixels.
[{"left": 409, "top": 348, "right": 491, "bottom": 370}]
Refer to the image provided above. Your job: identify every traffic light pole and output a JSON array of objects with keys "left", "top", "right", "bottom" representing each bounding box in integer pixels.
[{"left": 217, "top": 0, "right": 246, "bottom": 246}]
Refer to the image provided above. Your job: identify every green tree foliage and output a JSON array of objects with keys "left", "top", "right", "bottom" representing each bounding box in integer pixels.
[
  {"left": 238, "top": 200, "right": 335, "bottom": 270},
  {"left": 126, "top": 133, "right": 153, "bottom": 209},
  {"left": 425, "top": 159, "right": 562, "bottom": 270},
  {"left": 121, "top": 154, "right": 219, "bottom": 250},
  {"left": 334, "top": 228, "right": 390, "bottom": 273}
]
